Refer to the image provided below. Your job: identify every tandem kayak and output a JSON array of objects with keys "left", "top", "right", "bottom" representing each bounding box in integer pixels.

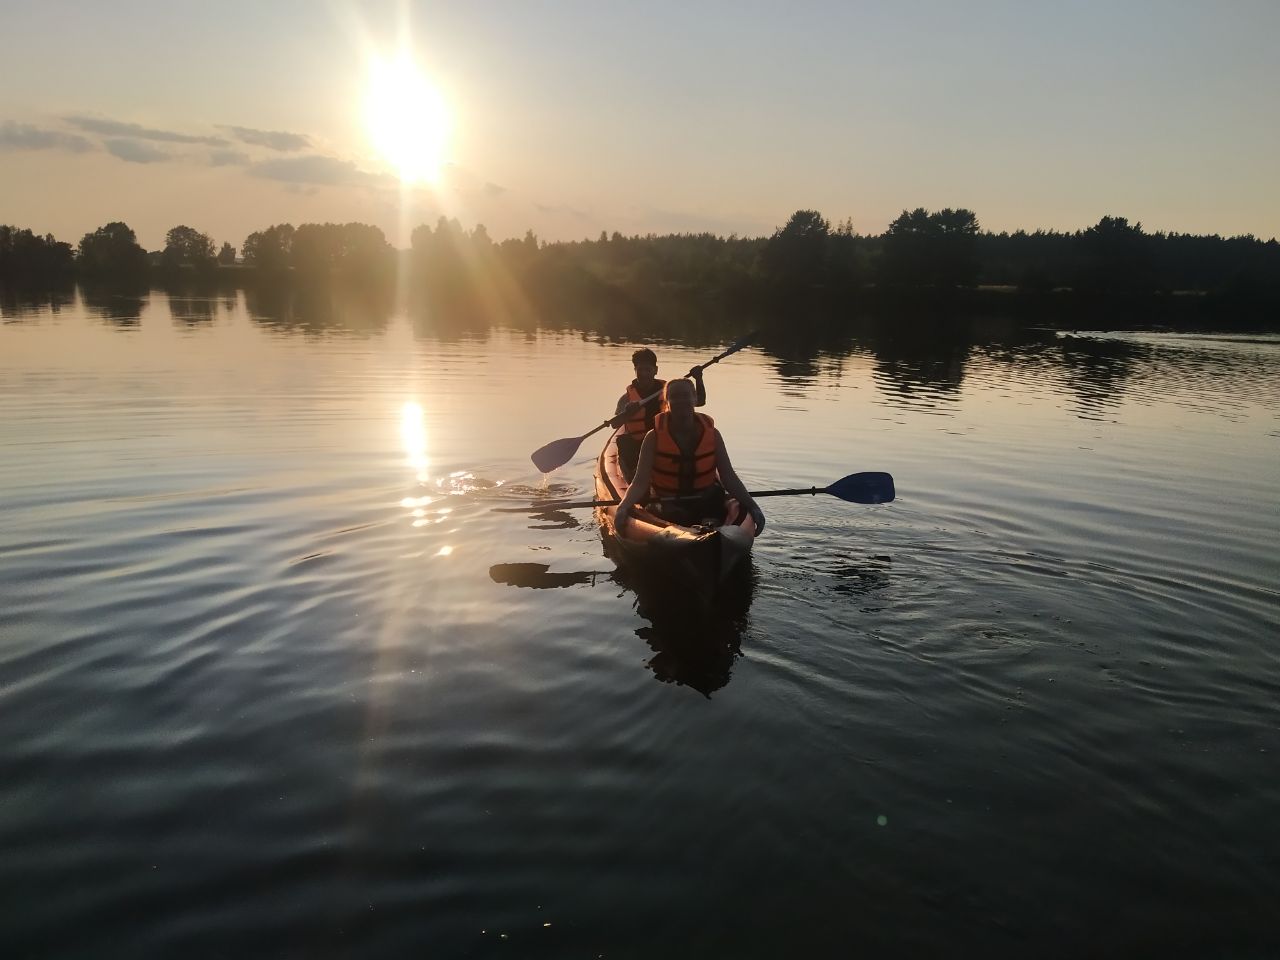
[{"left": 594, "top": 425, "right": 758, "bottom": 592}]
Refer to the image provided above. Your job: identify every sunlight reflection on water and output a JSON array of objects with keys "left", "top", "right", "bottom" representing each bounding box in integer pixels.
[{"left": 400, "top": 400, "right": 429, "bottom": 482}]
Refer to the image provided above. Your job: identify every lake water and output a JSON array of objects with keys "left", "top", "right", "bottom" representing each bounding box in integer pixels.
[{"left": 2, "top": 289, "right": 1278, "bottom": 957}]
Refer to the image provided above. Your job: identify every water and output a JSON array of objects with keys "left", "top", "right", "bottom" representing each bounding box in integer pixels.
[{"left": 2, "top": 290, "right": 1278, "bottom": 957}]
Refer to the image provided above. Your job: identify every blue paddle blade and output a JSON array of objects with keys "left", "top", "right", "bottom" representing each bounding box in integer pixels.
[{"left": 825, "top": 472, "right": 895, "bottom": 504}]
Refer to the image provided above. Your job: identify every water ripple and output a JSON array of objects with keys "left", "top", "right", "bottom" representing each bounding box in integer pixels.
[{"left": 1, "top": 304, "right": 1277, "bottom": 955}]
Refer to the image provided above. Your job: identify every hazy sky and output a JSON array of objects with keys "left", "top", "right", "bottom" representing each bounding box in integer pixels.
[{"left": 2, "top": 0, "right": 1277, "bottom": 250}]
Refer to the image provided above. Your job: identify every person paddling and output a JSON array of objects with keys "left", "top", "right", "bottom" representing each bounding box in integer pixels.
[
  {"left": 610, "top": 348, "right": 705, "bottom": 477},
  {"left": 615, "top": 378, "right": 764, "bottom": 532}
]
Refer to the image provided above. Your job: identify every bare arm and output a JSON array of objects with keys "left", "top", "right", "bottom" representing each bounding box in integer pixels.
[
  {"left": 691, "top": 367, "right": 707, "bottom": 406},
  {"left": 714, "top": 430, "right": 764, "bottom": 531},
  {"left": 615, "top": 431, "right": 657, "bottom": 529},
  {"left": 611, "top": 392, "right": 638, "bottom": 428}
]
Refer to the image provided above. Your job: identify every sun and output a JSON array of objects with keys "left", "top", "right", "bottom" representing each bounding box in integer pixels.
[{"left": 365, "top": 53, "right": 450, "bottom": 184}]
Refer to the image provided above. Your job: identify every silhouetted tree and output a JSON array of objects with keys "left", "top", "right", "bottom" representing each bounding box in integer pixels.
[
  {"left": 827, "top": 217, "right": 861, "bottom": 286},
  {"left": 77, "top": 221, "right": 147, "bottom": 281},
  {"left": 162, "top": 225, "right": 216, "bottom": 271},
  {"left": 411, "top": 216, "right": 468, "bottom": 297},
  {"left": 1077, "top": 216, "right": 1151, "bottom": 293},
  {"left": 241, "top": 223, "right": 295, "bottom": 271},
  {"left": 882, "top": 207, "right": 980, "bottom": 288},
  {"left": 338, "top": 222, "right": 393, "bottom": 278},
  {"left": 286, "top": 222, "right": 392, "bottom": 279},
  {"left": 217, "top": 241, "right": 236, "bottom": 265},
  {"left": 759, "top": 210, "right": 831, "bottom": 286},
  {"left": 881, "top": 207, "right": 932, "bottom": 287},
  {"left": 0, "top": 225, "right": 75, "bottom": 284},
  {"left": 976, "top": 229, "right": 1078, "bottom": 290},
  {"left": 931, "top": 208, "right": 980, "bottom": 287}
]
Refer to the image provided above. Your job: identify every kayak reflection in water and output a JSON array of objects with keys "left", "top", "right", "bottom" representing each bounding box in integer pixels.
[
  {"left": 620, "top": 554, "right": 757, "bottom": 698},
  {"left": 614, "top": 378, "right": 765, "bottom": 532},
  {"left": 487, "top": 554, "right": 755, "bottom": 697}
]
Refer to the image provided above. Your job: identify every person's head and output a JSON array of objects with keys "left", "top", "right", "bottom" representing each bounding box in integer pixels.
[
  {"left": 662, "top": 378, "right": 697, "bottom": 416},
  {"left": 631, "top": 348, "right": 658, "bottom": 382}
]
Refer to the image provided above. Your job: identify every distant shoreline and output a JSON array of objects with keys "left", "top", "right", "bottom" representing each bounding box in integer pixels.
[{"left": 4, "top": 209, "right": 1278, "bottom": 332}]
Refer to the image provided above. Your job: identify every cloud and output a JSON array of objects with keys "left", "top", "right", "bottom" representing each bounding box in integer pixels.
[
  {"left": 65, "top": 115, "right": 227, "bottom": 146},
  {"left": 249, "top": 154, "right": 390, "bottom": 188},
  {"left": 535, "top": 201, "right": 592, "bottom": 221},
  {"left": 221, "top": 125, "right": 310, "bottom": 151},
  {"left": 0, "top": 121, "right": 95, "bottom": 153},
  {"left": 209, "top": 148, "right": 250, "bottom": 166},
  {"left": 104, "top": 138, "right": 171, "bottom": 163},
  {"left": 427, "top": 163, "right": 508, "bottom": 200}
]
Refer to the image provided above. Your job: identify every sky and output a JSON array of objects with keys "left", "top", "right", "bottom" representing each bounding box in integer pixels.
[{"left": 2, "top": 0, "right": 1278, "bottom": 251}]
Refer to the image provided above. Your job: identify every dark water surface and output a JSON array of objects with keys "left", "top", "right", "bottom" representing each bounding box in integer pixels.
[{"left": 2, "top": 291, "right": 1278, "bottom": 957}]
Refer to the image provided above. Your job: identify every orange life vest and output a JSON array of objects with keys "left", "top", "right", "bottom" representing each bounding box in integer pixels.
[
  {"left": 651, "top": 411, "right": 718, "bottom": 496},
  {"left": 623, "top": 380, "right": 665, "bottom": 438}
]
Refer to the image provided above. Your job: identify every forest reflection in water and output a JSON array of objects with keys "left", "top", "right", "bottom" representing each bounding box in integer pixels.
[{"left": 7, "top": 283, "right": 1279, "bottom": 432}]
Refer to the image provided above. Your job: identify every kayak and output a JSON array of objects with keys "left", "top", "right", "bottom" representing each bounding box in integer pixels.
[{"left": 594, "top": 425, "right": 758, "bottom": 592}]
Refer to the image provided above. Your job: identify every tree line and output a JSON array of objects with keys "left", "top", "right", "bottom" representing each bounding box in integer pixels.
[
  {"left": 0, "top": 222, "right": 236, "bottom": 284},
  {"left": 3, "top": 211, "right": 1278, "bottom": 319}
]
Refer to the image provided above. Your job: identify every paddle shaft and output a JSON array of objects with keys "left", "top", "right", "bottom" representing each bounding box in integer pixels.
[
  {"left": 494, "top": 472, "right": 894, "bottom": 511},
  {"left": 530, "top": 332, "right": 754, "bottom": 473},
  {"left": 579, "top": 338, "right": 746, "bottom": 440},
  {"left": 631, "top": 337, "right": 749, "bottom": 409},
  {"left": 497, "top": 490, "right": 818, "bottom": 512},
  {"left": 749, "top": 487, "right": 827, "bottom": 498}
]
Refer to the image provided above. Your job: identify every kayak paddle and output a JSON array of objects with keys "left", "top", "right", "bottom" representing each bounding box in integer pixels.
[
  {"left": 494, "top": 471, "right": 896, "bottom": 511},
  {"left": 530, "top": 332, "right": 755, "bottom": 474}
]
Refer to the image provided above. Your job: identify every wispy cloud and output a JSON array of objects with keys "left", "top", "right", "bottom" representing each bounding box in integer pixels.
[
  {"left": 429, "top": 163, "right": 508, "bottom": 201},
  {"left": 104, "top": 138, "right": 171, "bottom": 164},
  {"left": 209, "top": 148, "right": 250, "bottom": 167},
  {"left": 221, "top": 125, "right": 310, "bottom": 151},
  {"left": 9, "top": 112, "right": 427, "bottom": 199},
  {"left": 0, "top": 121, "right": 95, "bottom": 153},
  {"left": 65, "top": 115, "right": 227, "bottom": 146},
  {"left": 249, "top": 155, "right": 390, "bottom": 188},
  {"left": 535, "top": 201, "right": 592, "bottom": 221}
]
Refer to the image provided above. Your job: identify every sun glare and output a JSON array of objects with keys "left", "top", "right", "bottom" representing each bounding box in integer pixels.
[
  {"left": 365, "top": 53, "right": 450, "bottom": 183},
  {"left": 400, "top": 401, "right": 429, "bottom": 482}
]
